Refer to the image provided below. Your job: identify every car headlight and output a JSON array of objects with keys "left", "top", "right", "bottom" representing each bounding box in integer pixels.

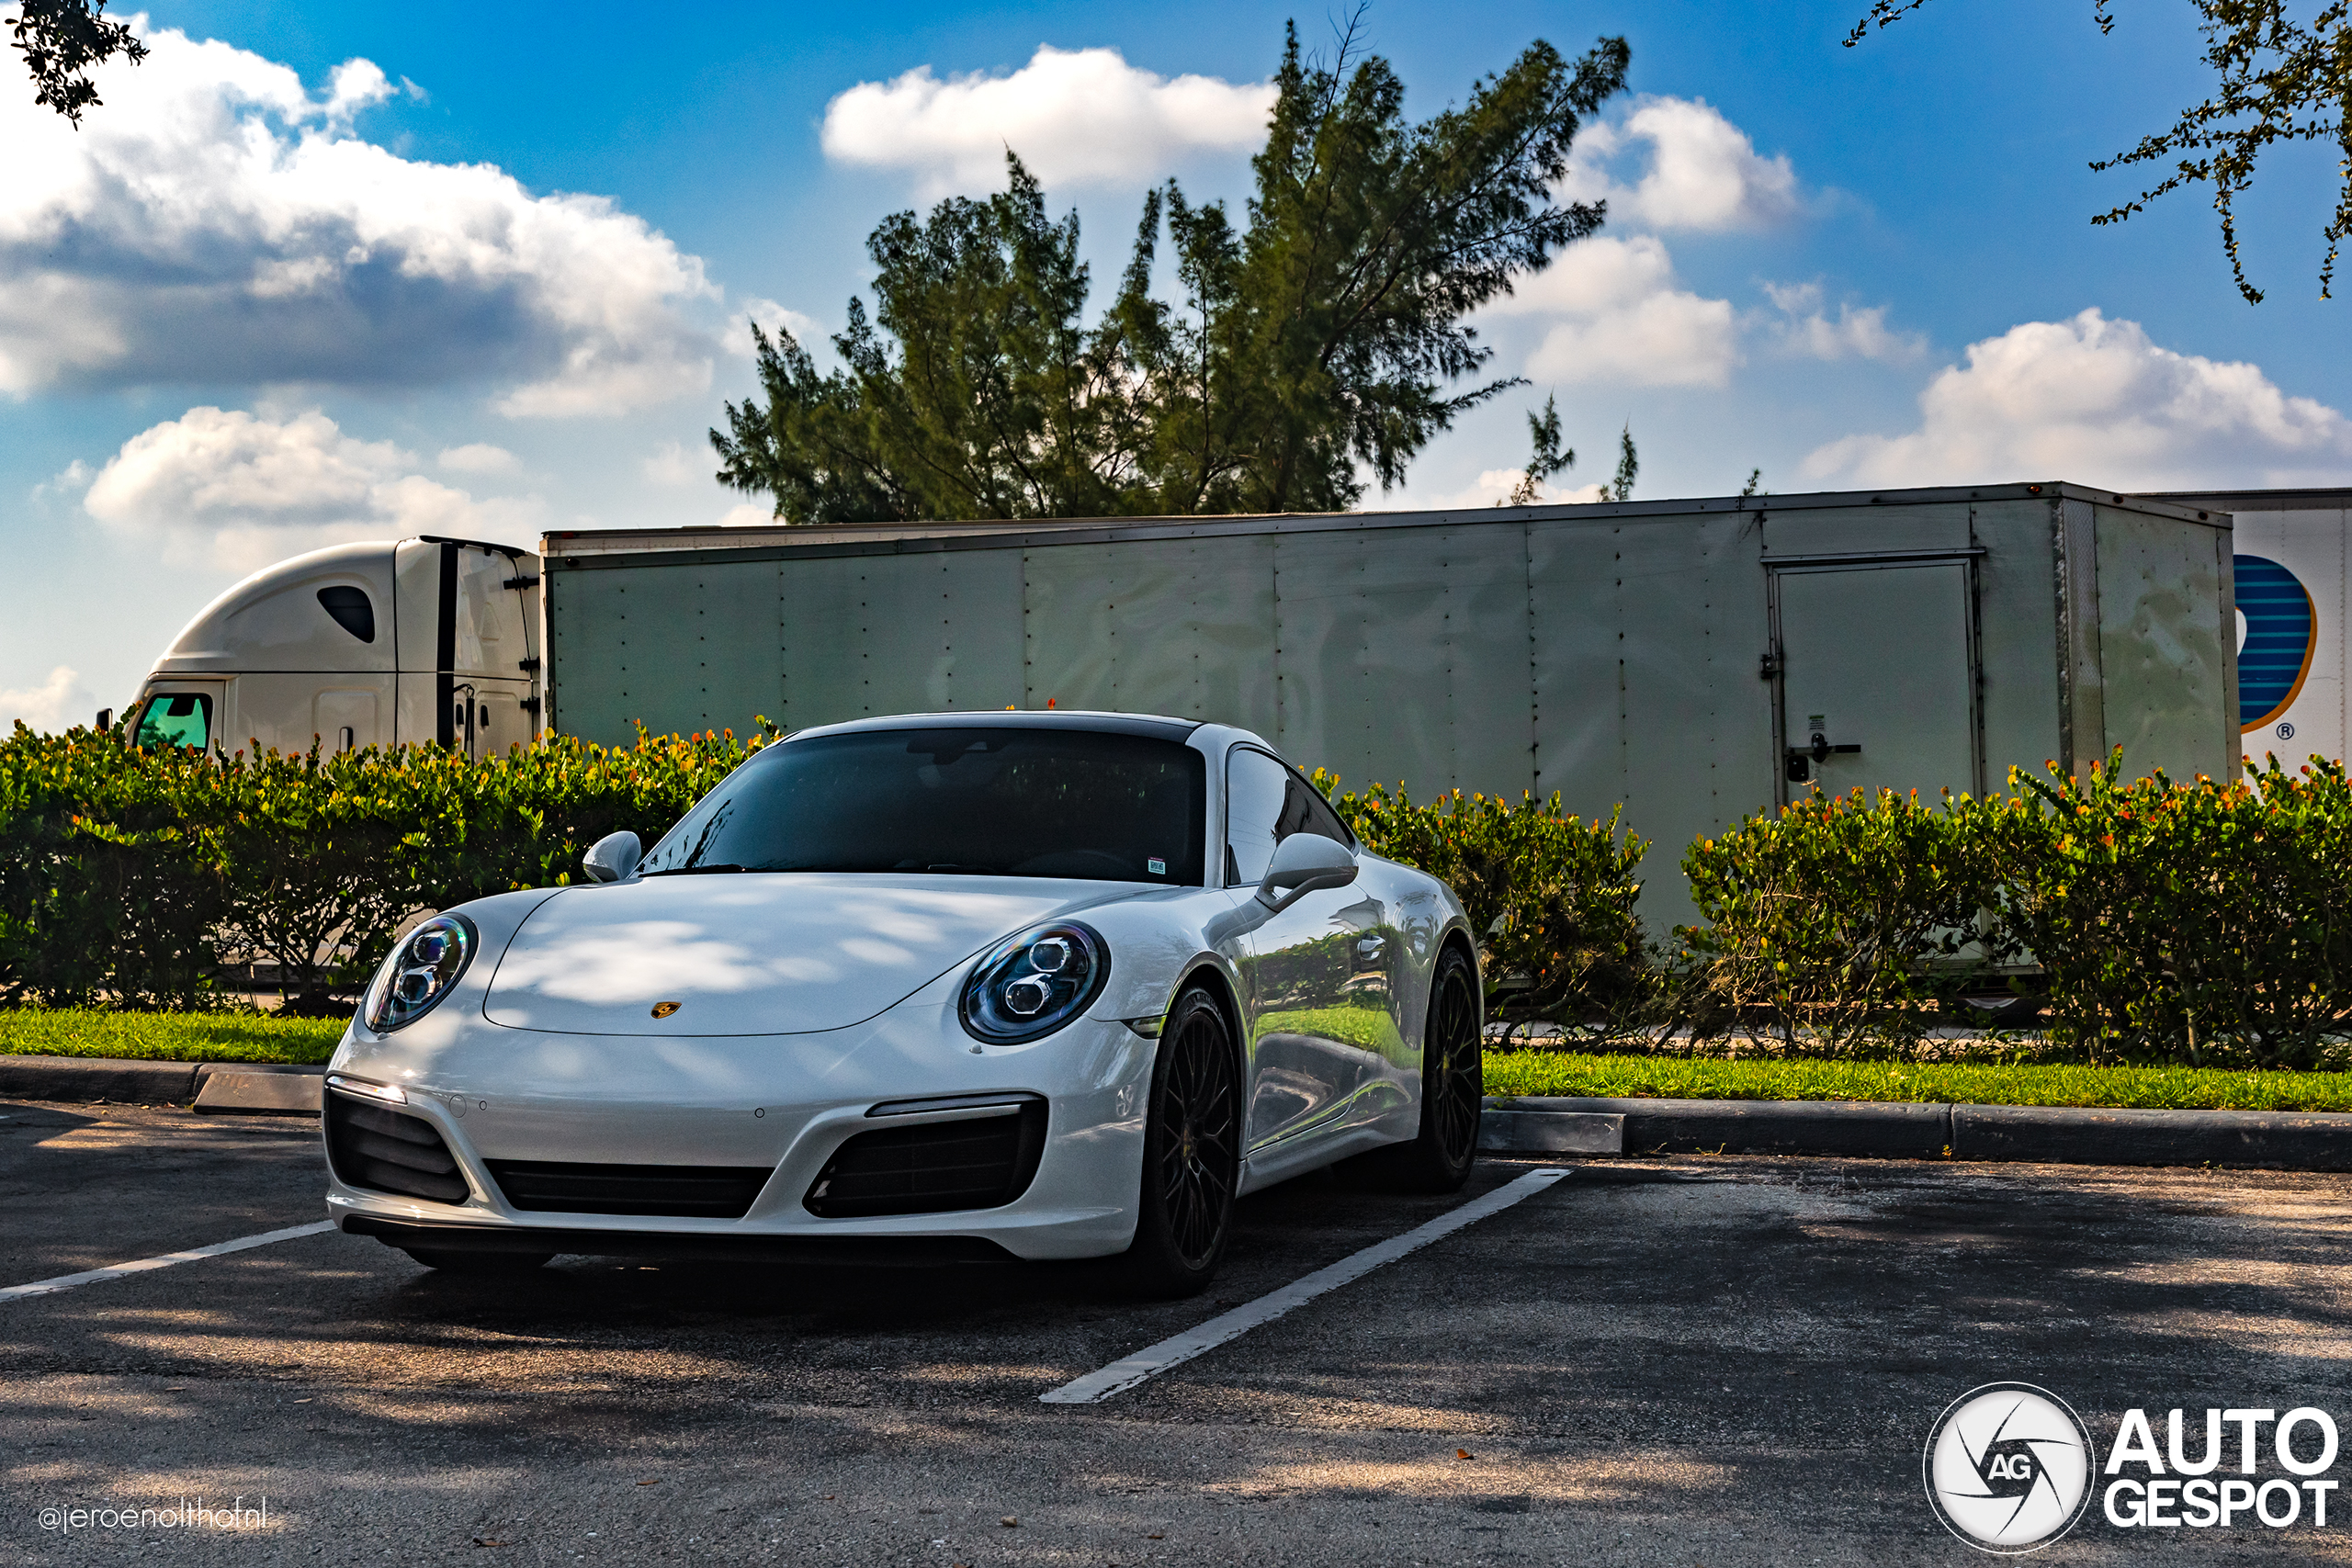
[
  {"left": 364, "top": 914, "right": 477, "bottom": 1032},
  {"left": 960, "top": 921, "right": 1110, "bottom": 1044}
]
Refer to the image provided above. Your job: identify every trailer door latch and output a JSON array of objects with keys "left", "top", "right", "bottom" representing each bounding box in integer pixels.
[{"left": 1784, "top": 732, "right": 1860, "bottom": 783}]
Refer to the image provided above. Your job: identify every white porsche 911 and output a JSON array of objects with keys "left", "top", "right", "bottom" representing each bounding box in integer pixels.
[{"left": 323, "top": 712, "right": 1484, "bottom": 1294}]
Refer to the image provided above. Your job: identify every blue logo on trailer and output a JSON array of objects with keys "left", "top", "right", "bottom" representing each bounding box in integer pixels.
[{"left": 2235, "top": 555, "right": 2317, "bottom": 733}]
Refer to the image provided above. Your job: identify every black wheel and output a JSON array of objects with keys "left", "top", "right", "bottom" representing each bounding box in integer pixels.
[
  {"left": 1121, "top": 985, "right": 1240, "bottom": 1298},
  {"left": 1345, "top": 944, "right": 1482, "bottom": 1192},
  {"left": 401, "top": 1247, "right": 554, "bottom": 1276}
]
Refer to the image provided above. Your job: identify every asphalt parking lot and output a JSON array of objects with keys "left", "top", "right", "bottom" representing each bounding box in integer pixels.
[{"left": 4, "top": 1098, "right": 2351, "bottom": 1565}]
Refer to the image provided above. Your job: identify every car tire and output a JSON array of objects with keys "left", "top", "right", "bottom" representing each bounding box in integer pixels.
[
  {"left": 401, "top": 1247, "right": 555, "bottom": 1276},
  {"left": 1120, "top": 984, "right": 1241, "bottom": 1299},
  {"left": 1343, "top": 944, "right": 1482, "bottom": 1193}
]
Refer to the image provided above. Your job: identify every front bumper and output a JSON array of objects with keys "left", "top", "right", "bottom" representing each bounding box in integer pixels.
[{"left": 322, "top": 976, "right": 1157, "bottom": 1262}]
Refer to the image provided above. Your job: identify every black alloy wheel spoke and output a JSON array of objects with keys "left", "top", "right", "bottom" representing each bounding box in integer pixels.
[
  {"left": 1431, "top": 970, "right": 1480, "bottom": 1159},
  {"left": 1158, "top": 1010, "right": 1235, "bottom": 1269}
]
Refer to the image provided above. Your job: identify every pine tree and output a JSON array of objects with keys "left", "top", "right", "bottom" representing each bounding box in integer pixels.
[
  {"left": 1503, "top": 396, "right": 1575, "bottom": 507},
  {"left": 714, "top": 20, "right": 1632, "bottom": 522}
]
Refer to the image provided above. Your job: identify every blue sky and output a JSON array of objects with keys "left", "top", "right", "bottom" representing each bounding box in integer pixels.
[{"left": 6, "top": 0, "right": 2350, "bottom": 727}]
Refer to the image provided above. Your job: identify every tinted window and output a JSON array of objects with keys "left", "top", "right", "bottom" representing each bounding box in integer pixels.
[
  {"left": 638, "top": 727, "right": 1207, "bottom": 884},
  {"left": 1226, "top": 748, "right": 1351, "bottom": 884},
  {"left": 134, "top": 693, "right": 211, "bottom": 750},
  {"left": 316, "top": 586, "right": 376, "bottom": 643}
]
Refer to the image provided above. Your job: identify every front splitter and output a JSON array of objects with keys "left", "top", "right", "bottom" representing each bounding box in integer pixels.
[{"left": 340, "top": 1214, "right": 1016, "bottom": 1267}]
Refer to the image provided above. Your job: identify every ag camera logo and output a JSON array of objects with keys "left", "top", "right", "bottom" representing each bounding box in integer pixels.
[{"left": 1924, "top": 1383, "right": 2094, "bottom": 1553}]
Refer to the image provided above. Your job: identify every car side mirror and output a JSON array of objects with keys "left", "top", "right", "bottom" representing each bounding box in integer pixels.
[
  {"left": 1256, "top": 833, "right": 1358, "bottom": 913},
  {"left": 582, "top": 829, "right": 642, "bottom": 884}
]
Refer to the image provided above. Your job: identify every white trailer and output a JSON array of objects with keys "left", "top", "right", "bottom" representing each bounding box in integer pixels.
[
  {"left": 537, "top": 482, "right": 2238, "bottom": 923},
  {"left": 123, "top": 536, "right": 543, "bottom": 759},
  {"left": 2153, "top": 488, "right": 2352, "bottom": 769}
]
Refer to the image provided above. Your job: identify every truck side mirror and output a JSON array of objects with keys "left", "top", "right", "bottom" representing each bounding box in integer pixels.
[
  {"left": 1256, "top": 833, "right": 1358, "bottom": 913},
  {"left": 582, "top": 830, "right": 642, "bottom": 884}
]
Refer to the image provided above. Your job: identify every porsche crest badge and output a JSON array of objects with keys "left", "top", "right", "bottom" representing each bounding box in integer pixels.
[{"left": 650, "top": 1000, "right": 682, "bottom": 1019}]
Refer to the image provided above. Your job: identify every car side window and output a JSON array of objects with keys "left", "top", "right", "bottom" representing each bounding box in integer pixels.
[
  {"left": 1226, "top": 749, "right": 1287, "bottom": 885},
  {"left": 134, "top": 694, "right": 211, "bottom": 750},
  {"left": 1226, "top": 748, "right": 1352, "bottom": 885},
  {"left": 1281, "top": 767, "right": 1352, "bottom": 849}
]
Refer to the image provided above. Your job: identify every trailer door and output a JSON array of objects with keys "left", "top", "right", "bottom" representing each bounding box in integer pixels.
[{"left": 1770, "top": 556, "right": 1982, "bottom": 805}]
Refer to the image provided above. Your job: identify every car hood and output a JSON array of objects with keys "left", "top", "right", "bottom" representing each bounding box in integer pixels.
[{"left": 480, "top": 874, "right": 1128, "bottom": 1036}]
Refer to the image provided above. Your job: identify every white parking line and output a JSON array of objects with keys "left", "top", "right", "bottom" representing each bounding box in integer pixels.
[
  {"left": 1039, "top": 1167, "right": 1571, "bottom": 1404},
  {"left": 0, "top": 1220, "right": 336, "bottom": 1304}
]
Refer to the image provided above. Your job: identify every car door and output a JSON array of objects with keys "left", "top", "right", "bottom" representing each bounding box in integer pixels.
[{"left": 1222, "top": 747, "right": 1396, "bottom": 1153}]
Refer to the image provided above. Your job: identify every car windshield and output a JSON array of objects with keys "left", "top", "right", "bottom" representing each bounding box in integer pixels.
[{"left": 637, "top": 726, "right": 1207, "bottom": 884}]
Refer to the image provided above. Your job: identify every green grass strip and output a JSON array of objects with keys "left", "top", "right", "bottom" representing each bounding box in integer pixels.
[
  {"left": 0, "top": 1008, "right": 344, "bottom": 1065},
  {"left": 8, "top": 1009, "right": 2352, "bottom": 1107},
  {"left": 1484, "top": 1050, "right": 2352, "bottom": 1111}
]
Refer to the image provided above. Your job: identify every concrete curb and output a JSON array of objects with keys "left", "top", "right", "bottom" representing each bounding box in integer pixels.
[
  {"left": 1477, "top": 1109, "right": 1623, "bottom": 1155},
  {"left": 1950, "top": 1102, "right": 2352, "bottom": 1172},
  {"left": 1486, "top": 1096, "right": 2352, "bottom": 1172},
  {"left": 0, "top": 1054, "right": 200, "bottom": 1103},
  {"left": 192, "top": 1065, "right": 325, "bottom": 1116},
  {"left": 0, "top": 1055, "right": 325, "bottom": 1111}
]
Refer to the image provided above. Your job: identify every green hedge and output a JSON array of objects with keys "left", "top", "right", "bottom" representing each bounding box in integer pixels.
[
  {"left": 1314, "top": 773, "right": 1649, "bottom": 1021},
  {"left": 1681, "top": 751, "right": 2352, "bottom": 1066},
  {"left": 11, "top": 717, "right": 2352, "bottom": 1070},
  {"left": 0, "top": 722, "right": 767, "bottom": 1011}
]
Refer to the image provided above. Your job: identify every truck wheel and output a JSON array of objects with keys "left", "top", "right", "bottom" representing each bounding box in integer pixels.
[{"left": 1120, "top": 985, "right": 1240, "bottom": 1298}]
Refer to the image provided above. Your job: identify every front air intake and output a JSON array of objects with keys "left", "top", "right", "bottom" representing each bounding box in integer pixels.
[
  {"left": 325, "top": 1092, "right": 469, "bottom": 1204},
  {"left": 804, "top": 1100, "right": 1047, "bottom": 1219},
  {"left": 484, "top": 1160, "right": 774, "bottom": 1219}
]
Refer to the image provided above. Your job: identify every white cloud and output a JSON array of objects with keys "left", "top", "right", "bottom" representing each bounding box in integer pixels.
[
  {"left": 1803, "top": 309, "right": 2352, "bottom": 490},
  {"left": 0, "top": 24, "right": 718, "bottom": 414},
  {"left": 1762, "top": 281, "right": 1924, "bottom": 363},
  {"left": 1559, "top": 96, "right": 1801, "bottom": 232},
  {"left": 83, "top": 406, "right": 539, "bottom": 571},
  {"left": 717, "top": 502, "right": 773, "bottom": 527},
  {"left": 724, "top": 298, "right": 824, "bottom": 357},
  {"left": 1488, "top": 236, "right": 1739, "bottom": 389},
  {"left": 436, "top": 442, "right": 519, "bottom": 475},
  {"left": 32, "top": 458, "right": 93, "bottom": 502},
  {"left": 0, "top": 665, "right": 98, "bottom": 734},
  {"left": 821, "top": 45, "right": 1273, "bottom": 197},
  {"left": 642, "top": 439, "right": 703, "bottom": 486},
  {"left": 1410, "top": 469, "right": 1607, "bottom": 510},
  {"left": 322, "top": 58, "right": 394, "bottom": 123}
]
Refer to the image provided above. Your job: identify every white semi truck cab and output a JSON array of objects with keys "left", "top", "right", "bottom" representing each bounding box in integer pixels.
[{"left": 123, "top": 536, "right": 543, "bottom": 759}]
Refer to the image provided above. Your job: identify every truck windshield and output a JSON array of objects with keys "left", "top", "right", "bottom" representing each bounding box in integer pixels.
[{"left": 636, "top": 727, "right": 1208, "bottom": 885}]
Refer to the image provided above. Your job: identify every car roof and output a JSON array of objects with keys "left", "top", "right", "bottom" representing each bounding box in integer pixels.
[{"left": 786, "top": 710, "right": 1204, "bottom": 744}]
